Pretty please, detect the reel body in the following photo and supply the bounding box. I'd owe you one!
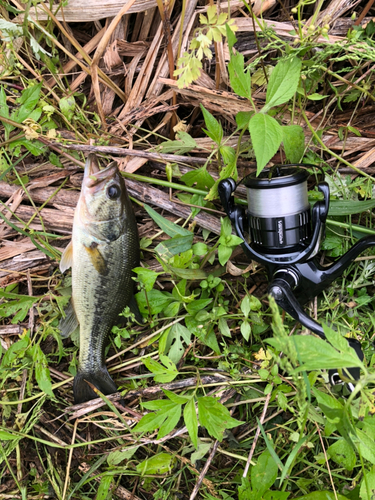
[219,165,370,386]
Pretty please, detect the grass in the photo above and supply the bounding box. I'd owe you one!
[1,1,375,499]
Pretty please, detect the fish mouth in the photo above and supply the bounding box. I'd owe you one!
[84,154,119,188]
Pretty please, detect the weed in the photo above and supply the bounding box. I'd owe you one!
[1,1,375,499]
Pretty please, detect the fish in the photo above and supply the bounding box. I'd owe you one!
[59,153,140,404]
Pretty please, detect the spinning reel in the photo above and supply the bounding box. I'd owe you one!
[218,165,372,389]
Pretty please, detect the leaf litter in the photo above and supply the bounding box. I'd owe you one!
[1,0,375,498]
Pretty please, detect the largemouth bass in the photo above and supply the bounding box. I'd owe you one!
[59,154,140,404]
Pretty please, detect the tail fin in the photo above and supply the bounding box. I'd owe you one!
[73,367,118,404]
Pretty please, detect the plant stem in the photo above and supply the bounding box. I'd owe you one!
[122,171,247,205]
[326,219,375,235]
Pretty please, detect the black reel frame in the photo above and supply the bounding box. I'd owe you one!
[218,167,371,387]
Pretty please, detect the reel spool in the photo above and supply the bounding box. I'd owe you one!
[244,166,311,251]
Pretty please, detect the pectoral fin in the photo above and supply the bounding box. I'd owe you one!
[60,241,73,273]
[84,243,108,275]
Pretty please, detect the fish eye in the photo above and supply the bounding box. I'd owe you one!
[106,184,121,200]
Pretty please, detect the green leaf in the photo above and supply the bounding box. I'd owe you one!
[241,295,251,318]
[220,216,232,238]
[225,22,237,51]
[293,494,347,500]
[168,266,208,280]
[185,298,212,315]
[218,317,231,337]
[280,436,308,484]
[180,166,215,190]
[133,267,161,292]
[290,335,363,372]
[49,152,63,168]
[155,234,194,259]
[59,95,75,121]
[306,93,329,101]
[1,335,29,367]
[240,321,251,341]
[135,289,174,315]
[228,52,251,100]
[139,401,181,439]
[191,440,212,464]
[347,125,361,136]
[0,87,13,139]
[158,404,182,438]
[95,475,113,500]
[184,398,198,448]
[218,234,244,248]
[238,477,255,500]
[136,453,173,475]
[0,293,38,324]
[251,449,278,496]
[264,492,290,500]
[218,245,233,266]
[249,114,283,175]
[356,429,375,465]
[220,145,236,169]
[32,345,54,398]
[197,396,242,441]
[322,324,354,354]
[236,111,253,129]
[0,429,16,440]
[249,295,262,311]
[192,242,209,256]
[264,58,301,111]
[328,199,375,216]
[107,447,138,465]
[282,125,305,163]
[143,203,192,237]
[313,389,356,444]
[360,467,375,500]
[15,82,42,108]
[162,388,188,404]
[327,438,356,471]
[167,323,191,364]
[158,131,198,154]
[133,409,169,434]
[185,315,220,354]
[143,355,178,383]
[256,417,284,469]
[9,138,46,157]
[200,104,223,144]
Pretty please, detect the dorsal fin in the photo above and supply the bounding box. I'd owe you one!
[60,241,73,273]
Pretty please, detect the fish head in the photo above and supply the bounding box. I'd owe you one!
[77,154,128,241]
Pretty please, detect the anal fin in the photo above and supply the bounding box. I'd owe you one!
[59,299,79,338]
